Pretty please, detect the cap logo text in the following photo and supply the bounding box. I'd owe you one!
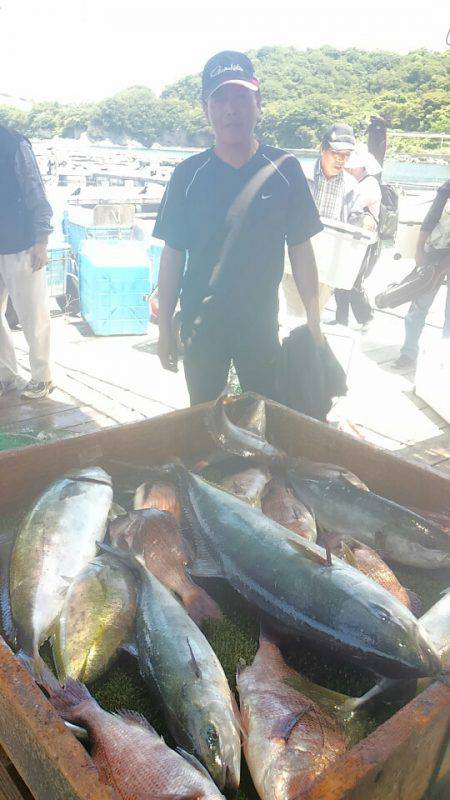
[210,63,245,78]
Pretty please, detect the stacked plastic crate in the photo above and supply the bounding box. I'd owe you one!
[79,240,151,335]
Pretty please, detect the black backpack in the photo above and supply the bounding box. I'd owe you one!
[378,183,399,240]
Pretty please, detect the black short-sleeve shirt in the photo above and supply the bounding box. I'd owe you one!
[421,179,450,234]
[153,144,322,330]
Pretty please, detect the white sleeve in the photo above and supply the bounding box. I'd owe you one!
[362,177,382,220]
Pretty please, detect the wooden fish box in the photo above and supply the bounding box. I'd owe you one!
[0,397,448,800]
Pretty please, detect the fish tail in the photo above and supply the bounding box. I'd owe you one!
[183,585,223,626]
[48,678,94,723]
[16,648,60,693]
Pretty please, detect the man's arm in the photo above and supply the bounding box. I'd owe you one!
[157,245,186,372]
[15,140,53,270]
[288,240,323,345]
[414,229,429,267]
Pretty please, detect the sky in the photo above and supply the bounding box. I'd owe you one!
[0,0,449,104]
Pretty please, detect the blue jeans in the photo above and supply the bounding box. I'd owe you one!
[401,279,450,360]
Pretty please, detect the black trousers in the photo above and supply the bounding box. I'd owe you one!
[182,319,280,406]
[334,240,381,325]
[334,287,373,325]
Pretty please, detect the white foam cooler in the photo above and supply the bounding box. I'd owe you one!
[311,218,376,290]
[394,219,422,260]
[415,338,450,424]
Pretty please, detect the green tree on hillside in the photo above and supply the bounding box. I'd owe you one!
[3,46,448,151]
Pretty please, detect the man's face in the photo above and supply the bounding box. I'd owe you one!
[320,146,352,178]
[205,84,260,146]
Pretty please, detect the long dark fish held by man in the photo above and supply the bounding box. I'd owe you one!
[162,463,441,680]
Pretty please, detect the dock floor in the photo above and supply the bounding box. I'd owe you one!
[1,247,448,475]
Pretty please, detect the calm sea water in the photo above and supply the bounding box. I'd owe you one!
[145,147,450,188]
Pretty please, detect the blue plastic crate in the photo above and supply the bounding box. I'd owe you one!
[67,220,133,258]
[148,239,164,291]
[79,240,151,336]
[46,243,70,297]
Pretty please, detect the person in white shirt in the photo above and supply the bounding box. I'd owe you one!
[330,145,382,330]
[347,146,382,223]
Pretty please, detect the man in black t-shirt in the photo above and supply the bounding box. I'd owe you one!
[154,50,323,405]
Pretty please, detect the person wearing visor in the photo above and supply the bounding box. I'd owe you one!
[154,50,323,405]
[331,144,383,329]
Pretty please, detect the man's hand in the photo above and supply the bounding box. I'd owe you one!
[415,250,426,268]
[308,321,326,348]
[29,242,48,272]
[158,327,178,372]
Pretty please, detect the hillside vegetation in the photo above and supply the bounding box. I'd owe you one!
[1,47,448,152]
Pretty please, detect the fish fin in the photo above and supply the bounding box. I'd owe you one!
[342,677,399,712]
[406,589,423,617]
[270,706,312,742]
[176,748,212,780]
[115,710,157,734]
[281,674,350,713]
[188,547,223,579]
[340,541,357,567]
[338,470,370,491]
[0,534,17,650]
[285,537,330,566]
[186,638,202,679]
[183,586,223,626]
[16,649,60,693]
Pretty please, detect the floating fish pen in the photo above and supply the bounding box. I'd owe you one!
[0,398,449,799]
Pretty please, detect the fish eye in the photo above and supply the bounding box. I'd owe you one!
[371,604,391,623]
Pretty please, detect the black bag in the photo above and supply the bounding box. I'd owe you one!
[276,326,347,422]
[378,184,399,240]
[375,262,449,310]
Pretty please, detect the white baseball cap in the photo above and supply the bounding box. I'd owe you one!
[346,144,382,175]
